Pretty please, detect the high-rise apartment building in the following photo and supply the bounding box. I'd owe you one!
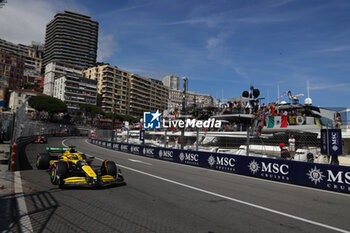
[44,61,97,112]
[84,65,169,117]
[43,11,98,69]
[53,74,97,112]
[162,75,180,90]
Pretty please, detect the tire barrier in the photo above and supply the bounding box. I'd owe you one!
[10,142,17,171]
[90,139,350,194]
[9,136,37,171]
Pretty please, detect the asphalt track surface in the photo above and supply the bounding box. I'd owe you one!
[13,137,350,233]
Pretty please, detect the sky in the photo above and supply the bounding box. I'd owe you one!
[0,0,350,108]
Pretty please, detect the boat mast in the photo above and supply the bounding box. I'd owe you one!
[277,84,280,104]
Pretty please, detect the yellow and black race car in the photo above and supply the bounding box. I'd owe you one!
[36,147,124,187]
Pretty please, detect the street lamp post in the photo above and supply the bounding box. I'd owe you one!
[111,98,117,142]
[181,77,188,149]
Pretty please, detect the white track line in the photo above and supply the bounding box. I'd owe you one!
[128,159,152,165]
[15,171,34,233]
[64,138,350,233]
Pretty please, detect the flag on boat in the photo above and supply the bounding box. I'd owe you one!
[289,116,296,125]
[315,118,321,129]
[267,116,289,128]
[281,116,288,128]
[274,116,281,127]
[268,116,274,128]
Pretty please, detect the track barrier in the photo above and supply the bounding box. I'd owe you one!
[90,139,350,194]
[10,142,17,171]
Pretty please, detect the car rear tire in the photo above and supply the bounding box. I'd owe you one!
[36,153,50,169]
[51,162,69,185]
[101,160,117,177]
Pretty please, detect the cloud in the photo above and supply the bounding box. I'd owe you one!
[97,33,119,61]
[205,31,249,79]
[311,45,350,53]
[266,0,295,8]
[309,83,349,90]
[97,2,152,18]
[165,17,220,27]
[0,0,89,44]
[232,66,248,79]
[206,32,232,51]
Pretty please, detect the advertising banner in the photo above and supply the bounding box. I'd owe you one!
[320,129,343,155]
[328,129,343,155]
[90,139,350,194]
[139,130,145,142]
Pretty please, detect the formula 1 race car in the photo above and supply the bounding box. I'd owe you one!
[36,147,124,187]
[33,135,47,144]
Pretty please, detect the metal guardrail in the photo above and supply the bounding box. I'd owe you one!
[90,138,350,195]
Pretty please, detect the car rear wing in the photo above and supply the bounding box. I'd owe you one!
[45,147,73,153]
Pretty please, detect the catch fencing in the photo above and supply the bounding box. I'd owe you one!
[6,101,80,171]
[0,112,12,142]
[10,102,78,142]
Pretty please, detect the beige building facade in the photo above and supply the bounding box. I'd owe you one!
[84,64,169,117]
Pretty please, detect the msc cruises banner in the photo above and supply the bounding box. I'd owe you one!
[90,139,350,194]
[321,129,343,155]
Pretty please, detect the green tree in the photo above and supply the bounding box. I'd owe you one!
[80,103,103,125]
[103,112,114,119]
[80,103,102,116]
[28,96,67,114]
[116,114,139,123]
[22,82,33,90]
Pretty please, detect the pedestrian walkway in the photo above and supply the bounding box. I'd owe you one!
[0,141,10,164]
[0,142,14,231]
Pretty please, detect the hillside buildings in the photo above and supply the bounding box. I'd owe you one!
[1,10,213,116]
[0,50,24,89]
[0,38,44,111]
[0,38,44,75]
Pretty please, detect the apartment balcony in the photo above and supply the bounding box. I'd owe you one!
[101,77,114,83]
